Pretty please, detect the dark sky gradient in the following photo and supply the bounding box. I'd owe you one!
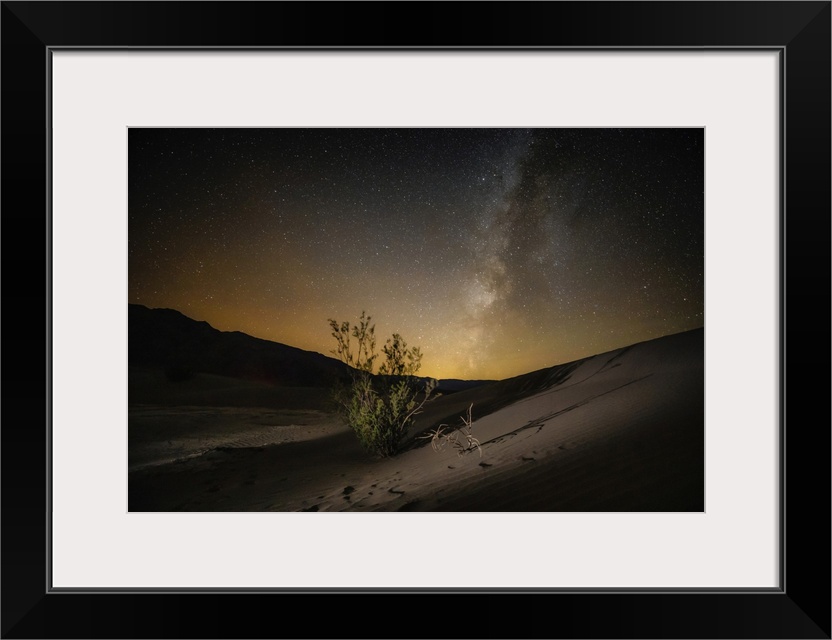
[129,128,703,380]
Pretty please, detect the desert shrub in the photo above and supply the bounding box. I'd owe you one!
[328,312,434,457]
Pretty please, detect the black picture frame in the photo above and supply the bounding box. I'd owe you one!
[2,2,829,638]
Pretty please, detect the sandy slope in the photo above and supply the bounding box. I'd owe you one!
[129,328,703,512]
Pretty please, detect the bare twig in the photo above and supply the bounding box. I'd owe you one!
[417,423,449,452]
[422,403,482,458]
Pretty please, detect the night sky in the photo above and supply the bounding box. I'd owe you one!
[129,128,703,380]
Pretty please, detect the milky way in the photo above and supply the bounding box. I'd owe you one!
[129,128,703,380]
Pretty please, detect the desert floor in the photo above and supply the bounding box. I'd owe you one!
[129,329,703,512]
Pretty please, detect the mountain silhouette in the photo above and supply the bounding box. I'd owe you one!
[129,304,352,387]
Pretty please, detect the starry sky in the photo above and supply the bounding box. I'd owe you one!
[129,128,703,381]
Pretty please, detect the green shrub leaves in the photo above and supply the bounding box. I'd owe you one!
[328,312,433,457]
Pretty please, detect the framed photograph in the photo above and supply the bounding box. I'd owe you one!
[3,2,829,638]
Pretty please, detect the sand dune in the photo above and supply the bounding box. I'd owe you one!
[129,328,703,512]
